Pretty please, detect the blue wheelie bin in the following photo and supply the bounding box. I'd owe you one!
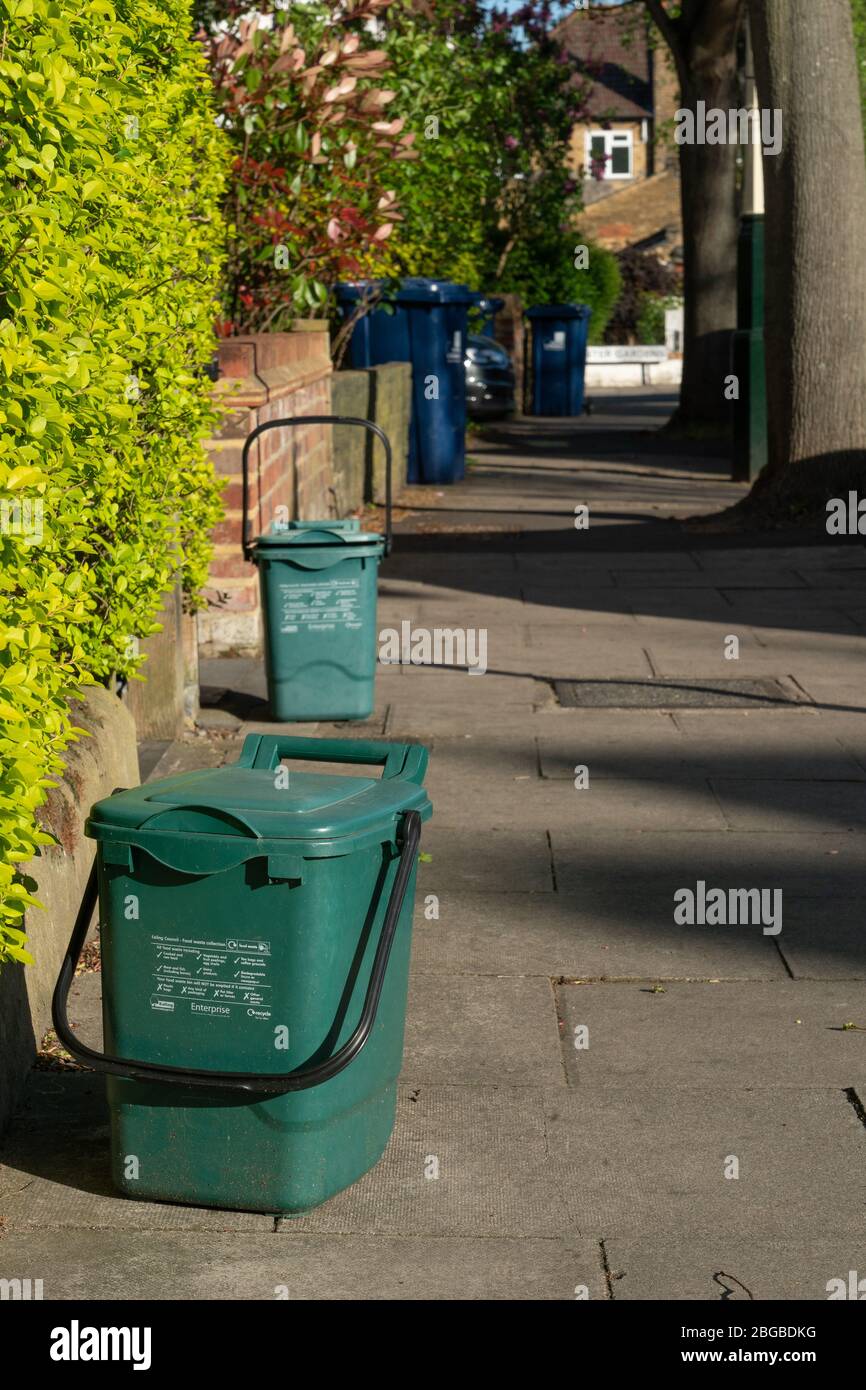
[469,293,505,338]
[526,304,592,416]
[336,278,473,485]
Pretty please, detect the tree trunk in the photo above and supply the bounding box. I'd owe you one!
[646,0,745,434]
[749,0,866,500]
[675,108,739,431]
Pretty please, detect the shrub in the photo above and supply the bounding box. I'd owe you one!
[604,247,681,345]
[382,0,586,294]
[499,237,623,343]
[0,0,227,966]
[636,293,680,345]
[201,0,409,334]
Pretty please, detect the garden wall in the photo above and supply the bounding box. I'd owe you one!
[199,325,335,657]
[124,581,196,739]
[0,688,139,1133]
[331,362,412,511]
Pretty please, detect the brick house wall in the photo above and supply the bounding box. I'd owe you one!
[568,116,651,196]
[557,3,683,254]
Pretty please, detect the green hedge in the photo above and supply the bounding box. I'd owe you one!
[0,0,227,965]
[499,236,623,344]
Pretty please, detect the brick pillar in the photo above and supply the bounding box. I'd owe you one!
[199,326,335,657]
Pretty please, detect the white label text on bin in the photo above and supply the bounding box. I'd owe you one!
[148,933,273,1020]
[278,576,362,634]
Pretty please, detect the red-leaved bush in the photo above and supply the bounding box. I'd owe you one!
[202,1,413,334]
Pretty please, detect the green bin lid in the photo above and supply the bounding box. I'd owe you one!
[254,519,383,549]
[87,735,431,874]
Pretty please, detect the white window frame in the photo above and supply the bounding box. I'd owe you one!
[586,128,634,180]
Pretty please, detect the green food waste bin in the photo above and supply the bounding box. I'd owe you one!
[242,414,393,722]
[52,734,431,1214]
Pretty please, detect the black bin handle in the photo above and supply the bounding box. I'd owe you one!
[51,810,421,1096]
[241,415,393,562]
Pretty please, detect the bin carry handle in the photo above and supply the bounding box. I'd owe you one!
[241,415,393,563]
[238,732,428,785]
[51,810,422,1096]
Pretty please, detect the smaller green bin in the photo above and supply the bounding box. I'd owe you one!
[52,734,431,1215]
[242,415,393,722]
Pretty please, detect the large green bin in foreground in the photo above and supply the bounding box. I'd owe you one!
[53,734,431,1214]
[242,415,393,722]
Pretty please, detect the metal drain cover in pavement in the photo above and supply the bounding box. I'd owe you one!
[553,677,803,710]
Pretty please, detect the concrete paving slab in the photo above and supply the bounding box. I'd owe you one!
[393,668,543,702]
[516,550,697,574]
[424,770,725,832]
[410,892,784,981]
[521,599,639,626]
[519,641,655,680]
[537,712,686,781]
[786,676,866,713]
[606,1238,866,1300]
[629,593,738,619]
[419,826,554,892]
[0,1230,602,1300]
[387,702,548,738]
[550,828,866,900]
[719,600,860,635]
[536,709,865,781]
[424,734,537,781]
[672,711,866,779]
[64,970,102,1047]
[422,776,543,829]
[545,1087,866,1236]
[644,644,806,679]
[403,975,564,1086]
[775,898,866,979]
[815,714,866,773]
[0,1073,272,1231]
[282,1085,563,1236]
[555,981,866,1088]
[148,737,226,780]
[749,627,866,656]
[710,778,866,832]
[613,569,788,590]
[560,778,725,831]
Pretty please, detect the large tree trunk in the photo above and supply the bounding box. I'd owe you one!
[674,5,743,432]
[647,0,744,434]
[749,0,866,500]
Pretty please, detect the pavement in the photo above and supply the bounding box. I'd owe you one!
[2,388,866,1301]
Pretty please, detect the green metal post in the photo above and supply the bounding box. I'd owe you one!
[732,21,768,483]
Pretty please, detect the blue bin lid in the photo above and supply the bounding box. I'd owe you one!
[398,277,473,304]
[470,293,505,311]
[526,304,592,320]
[334,279,386,305]
[336,278,473,306]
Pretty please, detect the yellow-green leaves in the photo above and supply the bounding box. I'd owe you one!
[0,0,228,966]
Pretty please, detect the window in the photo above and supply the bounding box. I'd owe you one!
[587,129,633,180]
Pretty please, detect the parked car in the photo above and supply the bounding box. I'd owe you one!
[464,333,515,420]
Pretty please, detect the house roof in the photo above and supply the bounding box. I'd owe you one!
[556,4,654,120]
[578,168,682,253]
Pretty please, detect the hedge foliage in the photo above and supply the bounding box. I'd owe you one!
[499,237,623,344]
[0,0,227,965]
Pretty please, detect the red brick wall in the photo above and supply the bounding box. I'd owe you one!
[199,326,334,656]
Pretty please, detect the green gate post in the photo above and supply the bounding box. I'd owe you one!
[732,24,768,483]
